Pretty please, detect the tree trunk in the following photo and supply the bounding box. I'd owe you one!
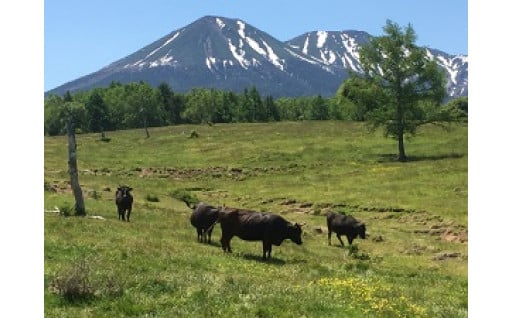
[144,116,150,138]
[67,120,86,216]
[396,99,407,162]
[398,127,406,162]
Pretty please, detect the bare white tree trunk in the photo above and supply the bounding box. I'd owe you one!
[67,120,85,216]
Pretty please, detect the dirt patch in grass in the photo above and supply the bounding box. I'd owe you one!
[396,212,468,243]
[81,165,307,181]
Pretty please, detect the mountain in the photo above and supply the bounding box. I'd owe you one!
[46,16,468,99]
[286,31,468,99]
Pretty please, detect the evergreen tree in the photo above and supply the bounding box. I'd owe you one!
[85,90,110,136]
[264,95,280,122]
[310,95,329,120]
[158,82,183,125]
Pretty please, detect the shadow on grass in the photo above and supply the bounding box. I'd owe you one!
[240,253,308,265]
[375,153,464,163]
[241,253,286,265]
[196,241,222,248]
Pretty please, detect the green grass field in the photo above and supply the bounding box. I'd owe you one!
[44,121,468,317]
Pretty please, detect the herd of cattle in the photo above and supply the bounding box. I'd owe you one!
[115,186,367,259]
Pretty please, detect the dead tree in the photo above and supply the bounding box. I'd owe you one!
[67,119,85,216]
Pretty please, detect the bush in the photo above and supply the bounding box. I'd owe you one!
[48,258,124,303]
[59,204,74,217]
[48,259,94,302]
[145,194,160,202]
[90,190,101,200]
[348,244,370,260]
[169,188,199,206]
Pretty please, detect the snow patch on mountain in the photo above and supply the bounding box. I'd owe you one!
[237,20,246,39]
[262,40,284,70]
[340,33,360,60]
[246,36,266,56]
[216,18,225,29]
[149,55,175,68]
[228,38,249,69]
[317,31,328,48]
[302,35,309,55]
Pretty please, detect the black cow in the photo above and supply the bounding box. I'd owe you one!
[218,207,303,259]
[186,202,220,244]
[326,211,366,246]
[115,186,133,222]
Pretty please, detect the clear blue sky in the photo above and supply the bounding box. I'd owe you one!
[44,0,468,91]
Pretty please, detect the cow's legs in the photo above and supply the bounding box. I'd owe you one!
[196,228,202,242]
[126,208,131,222]
[220,234,233,252]
[207,228,213,244]
[336,234,345,247]
[328,230,332,245]
[347,235,354,245]
[263,241,272,259]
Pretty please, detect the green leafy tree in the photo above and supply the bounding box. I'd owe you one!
[44,94,65,136]
[183,88,213,124]
[44,93,86,136]
[123,82,163,136]
[445,96,468,119]
[101,83,127,130]
[358,20,447,161]
[335,77,385,121]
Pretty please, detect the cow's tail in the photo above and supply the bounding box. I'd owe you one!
[205,208,224,233]
[205,219,219,234]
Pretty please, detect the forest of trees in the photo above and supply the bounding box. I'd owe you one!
[44,80,467,136]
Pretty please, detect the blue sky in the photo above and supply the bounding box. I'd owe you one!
[44,0,468,91]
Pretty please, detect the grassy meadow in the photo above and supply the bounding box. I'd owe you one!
[44,121,468,317]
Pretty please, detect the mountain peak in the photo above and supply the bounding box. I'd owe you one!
[46,16,468,99]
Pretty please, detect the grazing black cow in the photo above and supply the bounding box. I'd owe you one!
[218,207,303,259]
[186,202,220,244]
[115,186,133,222]
[326,211,366,246]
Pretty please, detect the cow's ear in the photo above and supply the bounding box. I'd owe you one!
[128,187,133,191]
[117,187,122,191]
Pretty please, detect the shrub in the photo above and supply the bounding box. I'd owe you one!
[145,194,160,202]
[59,204,74,217]
[348,244,371,260]
[90,190,101,200]
[169,188,199,206]
[48,259,94,302]
[48,258,124,303]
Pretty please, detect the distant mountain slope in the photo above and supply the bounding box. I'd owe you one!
[47,16,467,99]
[287,31,468,99]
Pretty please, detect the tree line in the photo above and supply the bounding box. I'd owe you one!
[44,80,467,136]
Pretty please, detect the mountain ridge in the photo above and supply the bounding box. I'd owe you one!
[46,15,468,99]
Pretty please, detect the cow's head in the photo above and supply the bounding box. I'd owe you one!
[356,222,366,239]
[289,223,304,245]
[117,186,133,198]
